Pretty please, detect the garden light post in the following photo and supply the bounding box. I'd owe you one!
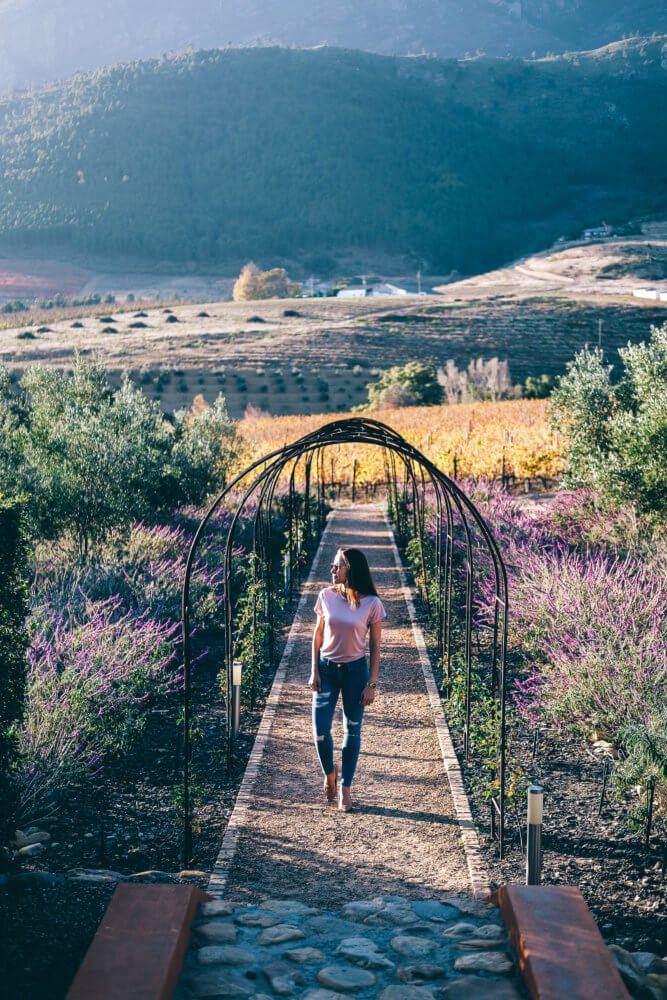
[232,659,242,742]
[526,784,544,885]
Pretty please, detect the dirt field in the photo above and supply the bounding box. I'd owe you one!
[1,238,665,419]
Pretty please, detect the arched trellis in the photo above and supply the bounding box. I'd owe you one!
[180,417,509,863]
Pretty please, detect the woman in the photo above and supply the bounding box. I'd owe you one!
[309,546,386,812]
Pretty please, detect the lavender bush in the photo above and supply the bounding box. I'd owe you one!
[18,490,298,817]
[406,481,666,828]
[33,519,231,631]
[20,594,181,815]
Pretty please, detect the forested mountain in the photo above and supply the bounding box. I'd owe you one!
[0,40,665,274]
[0,0,665,92]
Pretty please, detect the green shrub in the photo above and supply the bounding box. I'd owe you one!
[0,356,237,556]
[367,361,443,408]
[549,323,667,520]
[524,373,555,399]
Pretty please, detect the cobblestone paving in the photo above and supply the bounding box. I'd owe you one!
[175,895,526,999]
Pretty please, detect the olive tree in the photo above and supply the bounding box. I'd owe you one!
[549,323,667,520]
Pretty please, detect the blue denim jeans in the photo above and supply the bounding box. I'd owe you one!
[312,654,369,787]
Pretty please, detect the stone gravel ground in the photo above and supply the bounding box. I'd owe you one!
[220,507,472,906]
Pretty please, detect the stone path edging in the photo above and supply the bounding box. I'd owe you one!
[207,515,337,897]
[382,513,491,899]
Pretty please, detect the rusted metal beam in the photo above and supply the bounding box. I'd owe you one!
[490,885,631,1000]
[66,884,211,1000]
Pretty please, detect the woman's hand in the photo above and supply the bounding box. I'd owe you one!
[308,670,321,692]
[360,684,376,706]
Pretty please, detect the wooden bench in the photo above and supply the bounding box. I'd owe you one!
[66,883,211,1000]
[491,884,631,1000]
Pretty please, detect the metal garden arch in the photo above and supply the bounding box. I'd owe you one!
[180,417,509,863]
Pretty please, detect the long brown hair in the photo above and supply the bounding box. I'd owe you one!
[335,547,379,609]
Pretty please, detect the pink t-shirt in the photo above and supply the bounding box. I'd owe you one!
[314,587,386,663]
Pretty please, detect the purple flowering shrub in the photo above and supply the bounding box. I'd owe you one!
[467,484,666,821]
[33,519,232,631]
[19,494,294,815]
[412,482,666,823]
[20,593,181,815]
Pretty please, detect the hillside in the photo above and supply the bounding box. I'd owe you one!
[0,1,665,92]
[0,41,665,277]
[2,287,664,419]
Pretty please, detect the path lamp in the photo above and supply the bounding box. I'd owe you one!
[232,659,242,742]
[526,785,544,885]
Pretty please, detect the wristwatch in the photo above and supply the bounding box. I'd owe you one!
[368,681,377,689]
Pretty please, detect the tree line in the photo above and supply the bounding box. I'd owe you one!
[0,43,665,273]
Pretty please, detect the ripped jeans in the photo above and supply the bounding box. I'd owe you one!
[312,655,369,787]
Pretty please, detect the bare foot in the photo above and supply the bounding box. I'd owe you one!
[339,786,353,812]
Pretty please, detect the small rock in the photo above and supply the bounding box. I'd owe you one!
[303,915,360,939]
[283,947,326,963]
[261,898,319,916]
[179,869,208,880]
[235,910,281,928]
[201,900,236,917]
[302,991,351,1000]
[197,945,255,965]
[441,921,479,938]
[391,936,438,959]
[197,921,238,944]
[317,964,377,991]
[633,952,663,974]
[473,923,505,939]
[335,936,395,969]
[66,868,125,883]
[18,843,45,857]
[126,870,177,883]
[341,900,385,921]
[256,923,305,945]
[609,944,646,992]
[646,973,667,1000]
[411,901,459,923]
[187,969,254,997]
[262,959,304,996]
[13,830,30,848]
[378,987,435,1000]
[453,951,513,974]
[16,830,50,847]
[453,938,508,951]
[396,964,446,983]
[443,896,494,919]
[364,902,416,927]
[441,976,522,999]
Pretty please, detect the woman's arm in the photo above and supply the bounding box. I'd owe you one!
[361,620,382,705]
[309,616,325,690]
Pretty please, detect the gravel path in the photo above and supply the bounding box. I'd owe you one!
[221,505,471,907]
